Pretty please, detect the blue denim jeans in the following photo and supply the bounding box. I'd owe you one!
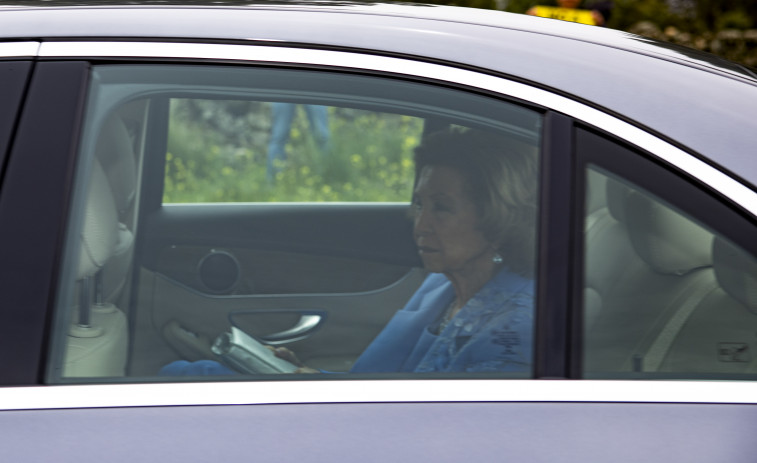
[267,103,330,180]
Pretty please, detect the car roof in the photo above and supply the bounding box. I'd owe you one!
[2,0,757,187]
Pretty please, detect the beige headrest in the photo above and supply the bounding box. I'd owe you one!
[625,191,712,275]
[605,177,632,224]
[78,160,119,279]
[714,237,757,314]
[585,170,607,217]
[95,115,136,215]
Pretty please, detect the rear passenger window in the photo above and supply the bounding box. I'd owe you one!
[165,100,422,202]
[47,64,542,382]
[580,130,757,379]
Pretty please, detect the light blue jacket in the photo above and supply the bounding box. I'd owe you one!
[351,268,533,373]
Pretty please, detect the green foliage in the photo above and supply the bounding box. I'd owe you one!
[716,9,753,30]
[164,103,422,203]
[503,0,535,13]
[441,0,757,33]
[605,0,755,33]
[694,0,756,31]
[604,0,675,31]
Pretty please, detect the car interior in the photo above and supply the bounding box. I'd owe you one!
[47,64,543,382]
[583,167,757,377]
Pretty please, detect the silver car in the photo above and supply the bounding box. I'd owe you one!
[1,1,757,461]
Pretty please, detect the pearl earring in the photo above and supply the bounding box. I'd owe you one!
[492,252,503,264]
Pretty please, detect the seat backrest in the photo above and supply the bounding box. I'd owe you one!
[94,113,138,305]
[77,159,119,280]
[583,176,643,332]
[651,237,757,375]
[96,114,137,219]
[584,174,717,375]
[64,157,129,378]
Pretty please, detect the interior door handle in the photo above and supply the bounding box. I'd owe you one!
[260,314,323,345]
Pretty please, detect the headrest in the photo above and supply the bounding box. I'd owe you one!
[78,160,119,279]
[605,177,632,224]
[625,191,712,275]
[95,115,136,216]
[585,170,607,217]
[713,237,757,314]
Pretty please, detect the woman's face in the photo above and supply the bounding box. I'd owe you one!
[412,165,495,277]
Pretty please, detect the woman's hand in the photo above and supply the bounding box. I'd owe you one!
[268,346,320,374]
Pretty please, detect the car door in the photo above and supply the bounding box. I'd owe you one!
[6,40,756,387]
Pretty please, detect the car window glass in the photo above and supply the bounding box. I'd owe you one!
[165,99,423,202]
[47,64,542,383]
[582,164,757,380]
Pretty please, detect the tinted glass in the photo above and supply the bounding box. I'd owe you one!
[582,163,757,380]
[48,64,542,382]
[165,99,421,202]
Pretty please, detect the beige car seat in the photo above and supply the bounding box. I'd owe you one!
[650,237,757,375]
[583,175,717,375]
[64,158,129,377]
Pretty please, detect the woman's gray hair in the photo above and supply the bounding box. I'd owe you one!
[413,127,538,276]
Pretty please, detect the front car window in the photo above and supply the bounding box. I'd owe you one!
[47,64,543,383]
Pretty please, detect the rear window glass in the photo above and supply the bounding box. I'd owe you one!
[47,64,542,383]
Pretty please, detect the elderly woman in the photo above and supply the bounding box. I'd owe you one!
[162,128,537,375]
[349,128,537,373]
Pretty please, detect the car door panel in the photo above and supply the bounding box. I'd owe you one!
[142,203,420,290]
[130,202,425,374]
[131,268,425,374]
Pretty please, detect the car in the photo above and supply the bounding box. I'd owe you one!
[1,0,757,460]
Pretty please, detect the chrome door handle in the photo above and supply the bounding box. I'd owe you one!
[260,314,323,345]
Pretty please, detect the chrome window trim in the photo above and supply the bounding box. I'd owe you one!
[39,41,757,217]
[2,380,757,411]
[0,41,39,57]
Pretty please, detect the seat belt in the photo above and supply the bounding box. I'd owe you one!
[642,272,720,372]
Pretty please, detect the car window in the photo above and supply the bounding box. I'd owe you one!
[165,99,421,202]
[47,64,542,382]
[580,129,757,380]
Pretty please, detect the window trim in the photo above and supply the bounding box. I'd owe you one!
[0,60,91,385]
[36,41,757,221]
[3,379,757,411]
[535,112,575,378]
[0,60,34,186]
[0,41,39,58]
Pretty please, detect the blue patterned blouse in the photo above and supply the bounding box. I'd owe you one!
[350,267,534,373]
